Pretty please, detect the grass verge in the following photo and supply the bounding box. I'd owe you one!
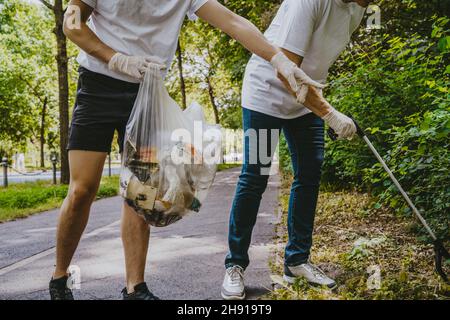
[0,176,119,223]
[218,163,241,171]
[268,175,449,300]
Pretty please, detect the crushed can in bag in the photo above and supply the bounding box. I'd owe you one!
[120,64,221,227]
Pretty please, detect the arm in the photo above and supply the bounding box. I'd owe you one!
[195,0,279,62]
[197,1,354,138]
[64,0,161,80]
[63,0,115,63]
[196,0,324,101]
[279,48,357,139]
[277,49,332,118]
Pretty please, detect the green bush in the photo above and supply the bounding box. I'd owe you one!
[366,108,450,238]
[278,133,292,176]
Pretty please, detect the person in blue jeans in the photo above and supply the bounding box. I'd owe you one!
[227,109,325,268]
[222,0,374,300]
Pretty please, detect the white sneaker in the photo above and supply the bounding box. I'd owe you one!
[221,266,246,300]
[284,263,336,288]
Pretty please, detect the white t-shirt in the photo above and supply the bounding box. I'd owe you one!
[242,0,366,119]
[77,0,209,83]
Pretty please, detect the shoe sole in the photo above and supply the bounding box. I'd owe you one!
[283,274,337,289]
[221,290,246,301]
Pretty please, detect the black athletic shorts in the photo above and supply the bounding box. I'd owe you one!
[67,66,140,153]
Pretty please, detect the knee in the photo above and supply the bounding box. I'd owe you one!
[68,184,97,207]
[294,155,324,187]
[310,153,324,172]
[238,168,270,194]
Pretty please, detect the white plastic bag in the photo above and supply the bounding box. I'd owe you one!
[120,64,221,227]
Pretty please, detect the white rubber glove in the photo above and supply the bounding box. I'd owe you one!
[322,108,357,140]
[108,53,165,81]
[270,51,325,104]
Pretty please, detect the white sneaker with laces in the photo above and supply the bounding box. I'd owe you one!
[284,263,336,288]
[221,266,245,300]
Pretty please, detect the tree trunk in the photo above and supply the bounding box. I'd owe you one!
[40,97,48,169]
[206,76,220,125]
[176,40,187,109]
[204,46,220,124]
[53,0,70,184]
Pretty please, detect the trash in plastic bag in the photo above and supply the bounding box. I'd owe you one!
[120,64,221,227]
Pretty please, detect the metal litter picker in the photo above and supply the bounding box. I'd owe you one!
[328,117,449,283]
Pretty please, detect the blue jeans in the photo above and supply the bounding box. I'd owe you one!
[225,108,324,269]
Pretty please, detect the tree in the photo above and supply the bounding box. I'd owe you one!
[19,77,51,168]
[40,97,48,168]
[0,0,58,165]
[39,0,70,183]
[176,39,187,110]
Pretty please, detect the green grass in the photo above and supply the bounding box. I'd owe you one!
[0,176,119,223]
[268,174,450,300]
[217,163,241,171]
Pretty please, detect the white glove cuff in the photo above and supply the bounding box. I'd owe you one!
[270,51,294,69]
[297,85,310,104]
[108,52,121,71]
[321,108,336,121]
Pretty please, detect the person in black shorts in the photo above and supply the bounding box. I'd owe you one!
[49,0,323,300]
[69,67,140,154]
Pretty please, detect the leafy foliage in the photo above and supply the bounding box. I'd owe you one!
[0,0,80,161]
[0,0,57,152]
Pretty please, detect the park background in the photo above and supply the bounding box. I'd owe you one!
[0,0,449,299]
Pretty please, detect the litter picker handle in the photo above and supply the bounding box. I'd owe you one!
[327,115,365,141]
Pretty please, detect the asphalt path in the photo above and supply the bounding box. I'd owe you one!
[0,167,280,300]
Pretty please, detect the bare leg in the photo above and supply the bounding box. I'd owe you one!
[53,150,107,279]
[121,201,150,293]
